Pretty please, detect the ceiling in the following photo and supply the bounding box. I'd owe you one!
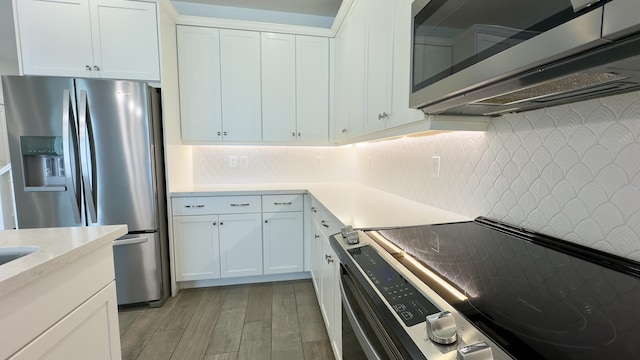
[172,0,343,17]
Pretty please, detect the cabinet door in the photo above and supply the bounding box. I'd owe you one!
[334,25,351,140]
[320,236,337,345]
[220,29,262,142]
[9,282,121,360]
[177,26,223,142]
[348,0,366,137]
[261,33,296,143]
[296,36,330,144]
[16,0,94,77]
[263,211,303,275]
[364,0,394,132]
[219,213,263,278]
[173,215,221,281]
[89,0,160,81]
[310,220,323,296]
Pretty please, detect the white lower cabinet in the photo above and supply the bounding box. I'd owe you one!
[263,211,304,274]
[309,197,343,359]
[9,282,121,360]
[219,213,263,278]
[172,215,221,281]
[172,194,305,284]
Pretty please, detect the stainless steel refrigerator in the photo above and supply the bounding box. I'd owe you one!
[1,75,169,306]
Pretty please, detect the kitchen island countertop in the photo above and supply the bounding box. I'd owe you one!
[171,182,470,228]
[0,225,128,298]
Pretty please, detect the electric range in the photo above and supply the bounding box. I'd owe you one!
[331,217,640,359]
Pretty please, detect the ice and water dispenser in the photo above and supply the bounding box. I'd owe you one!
[20,136,66,191]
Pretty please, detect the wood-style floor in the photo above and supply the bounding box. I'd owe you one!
[118,279,335,360]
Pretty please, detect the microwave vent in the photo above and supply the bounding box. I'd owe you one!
[473,72,627,106]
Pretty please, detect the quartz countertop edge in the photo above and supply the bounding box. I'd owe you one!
[0,225,128,298]
[171,182,471,228]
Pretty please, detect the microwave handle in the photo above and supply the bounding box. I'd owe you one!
[339,275,384,360]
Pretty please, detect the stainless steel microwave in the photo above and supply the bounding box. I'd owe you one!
[410,0,640,116]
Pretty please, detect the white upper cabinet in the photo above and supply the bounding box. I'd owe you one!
[348,0,366,138]
[296,36,330,144]
[16,0,160,81]
[262,33,297,142]
[363,0,394,132]
[178,26,329,145]
[219,29,262,142]
[177,26,223,142]
[262,34,329,144]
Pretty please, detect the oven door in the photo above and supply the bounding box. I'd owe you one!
[339,264,404,360]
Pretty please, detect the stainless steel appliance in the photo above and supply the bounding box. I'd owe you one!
[1,75,169,306]
[410,0,640,116]
[331,218,640,359]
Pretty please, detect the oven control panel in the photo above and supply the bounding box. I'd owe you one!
[348,245,440,327]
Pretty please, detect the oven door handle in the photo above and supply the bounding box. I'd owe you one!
[340,277,384,360]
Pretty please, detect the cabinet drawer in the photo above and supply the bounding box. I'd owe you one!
[317,209,342,238]
[172,196,261,215]
[263,194,304,212]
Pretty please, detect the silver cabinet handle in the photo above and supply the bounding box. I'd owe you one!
[297,132,301,137]
[341,128,347,133]
[230,203,250,207]
[311,207,317,213]
[326,255,334,264]
[185,204,205,208]
[85,65,92,71]
[314,234,320,239]
[321,220,329,228]
[217,131,221,136]
[223,131,228,136]
[274,202,293,206]
[93,65,100,71]
[292,132,296,137]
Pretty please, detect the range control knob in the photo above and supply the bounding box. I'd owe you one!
[457,342,493,360]
[426,311,457,345]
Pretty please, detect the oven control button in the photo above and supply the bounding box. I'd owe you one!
[426,311,457,345]
[457,342,493,360]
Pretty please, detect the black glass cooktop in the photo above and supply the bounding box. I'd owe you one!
[347,245,440,327]
[367,217,640,360]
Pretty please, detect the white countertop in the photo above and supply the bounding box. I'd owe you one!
[172,182,471,228]
[0,225,128,298]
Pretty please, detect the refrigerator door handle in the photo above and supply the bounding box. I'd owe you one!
[62,89,82,223]
[78,90,98,223]
[113,237,149,246]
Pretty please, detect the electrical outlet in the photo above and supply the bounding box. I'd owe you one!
[228,155,237,168]
[431,156,440,177]
[239,156,248,168]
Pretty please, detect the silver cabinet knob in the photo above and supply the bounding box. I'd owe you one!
[457,342,493,360]
[426,311,457,345]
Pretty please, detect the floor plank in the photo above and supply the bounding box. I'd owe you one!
[272,282,304,359]
[294,281,329,343]
[120,293,180,360]
[237,320,271,360]
[206,285,250,355]
[136,329,183,360]
[118,309,143,337]
[171,287,227,359]
[303,340,335,360]
[204,353,238,360]
[156,288,206,331]
[244,283,273,323]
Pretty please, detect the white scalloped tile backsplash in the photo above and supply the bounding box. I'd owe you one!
[355,92,640,261]
[193,91,640,261]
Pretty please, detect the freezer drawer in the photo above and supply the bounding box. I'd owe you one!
[113,232,162,305]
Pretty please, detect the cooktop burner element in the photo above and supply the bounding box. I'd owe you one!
[367,218,640,360]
